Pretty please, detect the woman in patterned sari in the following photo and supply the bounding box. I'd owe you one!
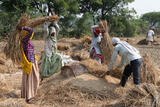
[20,26,39,103]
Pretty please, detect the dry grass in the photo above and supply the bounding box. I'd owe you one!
[57,43,70,51]
[26,15,58,28]
[71,50,90,61]
[35,82,110,106]
[140,54,159,85]
[122,83,160,107]
[80,59,108,77]
[99,20,120,65]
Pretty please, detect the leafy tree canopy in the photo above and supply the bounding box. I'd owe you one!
[141,12,160,27]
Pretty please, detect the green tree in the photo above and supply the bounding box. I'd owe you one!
[0,0,38,36]
[141,12,160,27]
[78,0,134,19]
[78,0,137,37]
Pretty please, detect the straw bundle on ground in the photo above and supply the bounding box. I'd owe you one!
[140,54,159,84]
[80,36,91,50]
[137,39,147,45]
[71,49,90,61]
[99,20,120,66]
[4,13,58,64]
[0,57,5,65]
[57,43,70,51]
[80,59,108,77]
[121,83,160,107]
[137,39,160,45]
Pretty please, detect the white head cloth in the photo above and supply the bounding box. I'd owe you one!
[112,37,120,45]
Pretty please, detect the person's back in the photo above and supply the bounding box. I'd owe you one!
[115,43,141,63]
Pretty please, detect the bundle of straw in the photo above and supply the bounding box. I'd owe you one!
[80,59,108,77]
[140,54,159,84]
[99,20,120,66]
[4,13,59,64]
[26,15,59,28]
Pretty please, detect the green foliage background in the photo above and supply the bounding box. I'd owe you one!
[0,0,159,38]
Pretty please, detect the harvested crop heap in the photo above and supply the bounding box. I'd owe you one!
[99,20,120,65]
[57,36,91,61]
[80,59,108,77]
[140,54,159,85]
[137,39,160,45]
[121,83,160,107]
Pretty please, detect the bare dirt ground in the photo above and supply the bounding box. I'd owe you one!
[0,36,160,107]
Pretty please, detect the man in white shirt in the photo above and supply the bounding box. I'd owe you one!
[146,28,155,45]
[108,37,142,87]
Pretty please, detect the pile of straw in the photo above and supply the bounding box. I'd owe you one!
[140,54,159,84]
[137,39,160,45]
[71,49,89,61]
[80,59,108,77]
[4,13,58,64]
[99,20,120,66]
[137,39,147,45]
[57,43,70,51]
[35,82,109,106]
[0,57,5,65]
[80,36,91,50]
[122,83,160,107]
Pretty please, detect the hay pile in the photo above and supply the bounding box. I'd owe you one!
[140,54,159,84]
[99,20,120,65]
[137,39,147,45]
[70,36,91,61]
[121,83,160,107]
[80,36,91,50]
[80,59,108,77]
[35,82,109,106]
[71,49,90,61]
[4,13,58,64]
[57,36,91,61]
[137,39,160,45]
[57,43,70,51]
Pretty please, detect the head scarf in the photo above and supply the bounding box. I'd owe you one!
[94,27,101,37]
[151,27,155,31]
[112,37,120,45]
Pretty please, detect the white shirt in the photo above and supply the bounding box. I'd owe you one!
[146,30,155,41]
[108,44,142,71]
[90,25,102,54]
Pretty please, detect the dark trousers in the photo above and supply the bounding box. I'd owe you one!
[120,58,142,87]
